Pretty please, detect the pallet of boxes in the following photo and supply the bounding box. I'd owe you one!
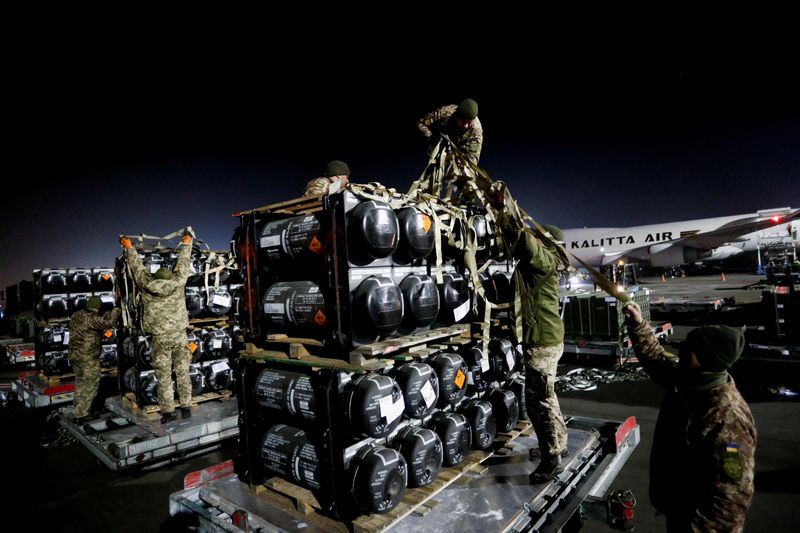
[11,267,117,408]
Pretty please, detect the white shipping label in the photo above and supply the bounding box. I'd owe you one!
[453,299,470,322]
[63,332,70,345]
[100,294,114,303]
[211,362,229,374]
[212,294,231,307]
[212,339,223,349]
[149,265,160,274]
[506,351,516,371]
[467,371,474,385]
[53,335,62,343]
[480,357,490,372]
[260,235,281,248]
[264,303,285,314]
[378,394,405,424]
[420,381,436,408]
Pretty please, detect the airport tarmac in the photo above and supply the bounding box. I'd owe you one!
[1,273,798,532]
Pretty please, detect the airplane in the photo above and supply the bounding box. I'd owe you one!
[561,207,800,268]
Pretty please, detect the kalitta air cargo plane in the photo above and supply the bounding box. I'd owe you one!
[561,207,800,268]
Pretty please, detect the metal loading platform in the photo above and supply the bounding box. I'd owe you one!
[12,371,75,408]
[56,394,239,470]
[168,416,640,532]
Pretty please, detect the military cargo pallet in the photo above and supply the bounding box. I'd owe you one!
[246,421,533,533]
[122,390,233,417]
[56,396,239,470]
[169,416,642,532]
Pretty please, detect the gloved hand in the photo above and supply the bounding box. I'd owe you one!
[120,237,132,250]
[182,234,193,244]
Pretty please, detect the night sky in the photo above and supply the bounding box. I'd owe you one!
[3,37,799,295]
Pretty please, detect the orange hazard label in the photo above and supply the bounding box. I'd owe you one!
[421,214,432,233]
[102,274,111,280]
[188,341,198,353]
[103,329,113,338]
[313,309,328,326]
[308,236,323,254]
[454,369,466,389]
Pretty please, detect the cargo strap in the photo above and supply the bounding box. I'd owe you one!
[441,136,629,304]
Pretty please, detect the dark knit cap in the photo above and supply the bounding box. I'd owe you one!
[684,325,745,372]
[542,224,564,242]
[324,160,350,177]
[456,99,478,120]
[85,296,102,312]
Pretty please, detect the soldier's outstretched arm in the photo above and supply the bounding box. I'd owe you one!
[623,303,679,388]
[121,238,152,290]
[173,234,193,284]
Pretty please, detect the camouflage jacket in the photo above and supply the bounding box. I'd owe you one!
[629,320,756,532]
[417,104,483,164]
[497,212,565,347]
[303,175,349,197]
[67,308,121,361]
[125,242,192,335]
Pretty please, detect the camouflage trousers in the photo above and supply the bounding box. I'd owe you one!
[70,352,101,418]
[151,331,192,413]
[525,344,567,461]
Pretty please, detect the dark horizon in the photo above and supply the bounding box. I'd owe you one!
[3,57,799,294]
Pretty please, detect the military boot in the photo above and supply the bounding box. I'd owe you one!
[180,407,192,419]
[161,410,179,424]
[529,455,562,484]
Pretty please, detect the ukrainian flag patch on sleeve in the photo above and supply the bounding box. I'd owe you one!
[720,442,743,482]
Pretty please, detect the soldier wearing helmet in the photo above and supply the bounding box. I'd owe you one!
[68,295,121,424]
[120,231,195,423]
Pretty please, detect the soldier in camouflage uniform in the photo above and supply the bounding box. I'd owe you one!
[491,193,569,483]
[120,232,194,423]
[417,98,483,165]
[623,302,756,532]
[68,296,121,423]
[303,160,351,196]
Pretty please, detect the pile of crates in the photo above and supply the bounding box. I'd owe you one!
[561,288,651,341]
[33,267,117,376]
[231,188,534,518]
[116,240,240,407]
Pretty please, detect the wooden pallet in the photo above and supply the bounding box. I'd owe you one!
[242,340,388,373]
[122,389,233,416]
[257,420,533,533]
[43,366,117,384]
[188,317,234,328]
[349,324,471,365]
[236,193,325,216]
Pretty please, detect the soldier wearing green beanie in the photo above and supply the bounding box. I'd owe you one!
[623,303,756,532]
[304,160,351,197]
[68,295,121,424]
[417,98,483,165]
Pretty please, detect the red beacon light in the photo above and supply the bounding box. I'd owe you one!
[771,215,782,223]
